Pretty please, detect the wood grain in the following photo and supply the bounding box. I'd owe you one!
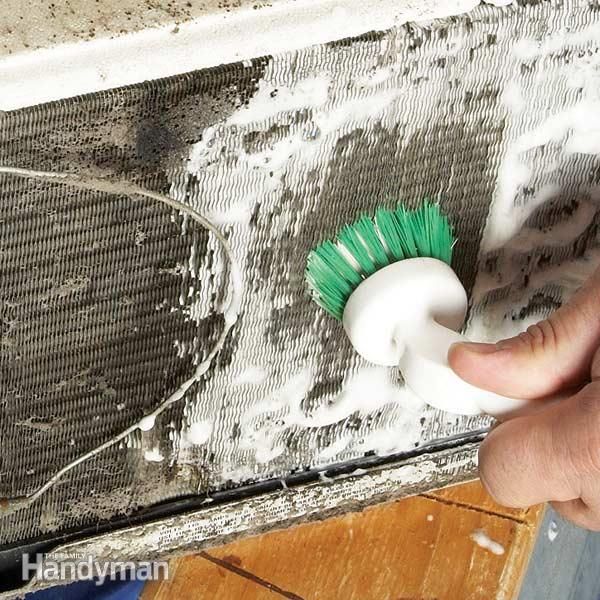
[142,481,544,600]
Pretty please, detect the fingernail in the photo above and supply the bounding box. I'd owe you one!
[457,341,502,354]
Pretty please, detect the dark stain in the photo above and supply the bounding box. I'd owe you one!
[230,422,241,441]
[249,202,261,228]
[305,377,345,404]
[326,29,387,50]
[589,164,600,185]
[344,414,363,431]
[216,314,241,369]
[520,60,538,76]
[463,85,501,110]
[0,55,273,539]
[221,554,243,567]
[199,552,305,600]
[136,123,180,166]
[243,124,292,154]
[516,292,562,321]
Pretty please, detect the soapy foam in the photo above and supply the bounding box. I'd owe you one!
[233,366,269,386]
[470,529,505,555]
[186,421,214,446]
[144,447,165,463]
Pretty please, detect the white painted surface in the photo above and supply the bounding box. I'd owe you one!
[0,0,484,110]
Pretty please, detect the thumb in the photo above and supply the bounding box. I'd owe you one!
[448,267,600,399]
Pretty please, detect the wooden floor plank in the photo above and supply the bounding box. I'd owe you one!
[142,481,544,600]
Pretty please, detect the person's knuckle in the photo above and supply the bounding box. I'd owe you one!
[479,434,522,507]
[524,319,560,354]
[573,390,600,475]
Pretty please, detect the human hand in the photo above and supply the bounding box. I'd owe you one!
[448,266,600,530]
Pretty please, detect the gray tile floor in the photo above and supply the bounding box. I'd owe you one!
[519,508,600,600]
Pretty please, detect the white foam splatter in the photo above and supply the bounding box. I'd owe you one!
[484,99,600,252]
[502,82,525,114]
[301,367,402,427]
[220,463,257,483]
[207,196,256,226]
[316,437,352,463]
[357,66,394,88]
[185,420,213,445]
[233,365,269,385]
[513,22,600,61]
[228,76,331,126]
[144,447,164,463]
[470,529,505,555]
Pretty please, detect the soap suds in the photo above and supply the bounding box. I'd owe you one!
[241,366,425,464]
[316,437,352,463]
[513,22,600,61]
[144,447,164,463]
[233,365,268,386]
[221,463,258,483]
[297,367,417,428]
[470,529,505,555]
[207,197,256,227]
[501,82,525,114]
[186,421,213,445]
[484,19,600,253]
[227,76,330,126]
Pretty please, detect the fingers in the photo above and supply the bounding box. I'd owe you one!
[449,266,600,398]
[478,382,600,509]
[550,461,600,531]
[551,499,600,532]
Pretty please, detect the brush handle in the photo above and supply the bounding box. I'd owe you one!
[342,258,531,418]
[397,320,528,417]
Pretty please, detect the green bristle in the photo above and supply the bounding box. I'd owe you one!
[352,216,389,271]
[411,202,453,264]
[393,205,419,258]
[337,220,375,276]
[374,208,405,261]
[305,200,454,320]
[411,203,433,257]
[305,240,362,319]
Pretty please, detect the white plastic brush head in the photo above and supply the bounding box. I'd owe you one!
[342,258,529,417]
[342,258,467,367]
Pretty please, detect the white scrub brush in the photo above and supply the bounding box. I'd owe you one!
[305,201,529,418]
